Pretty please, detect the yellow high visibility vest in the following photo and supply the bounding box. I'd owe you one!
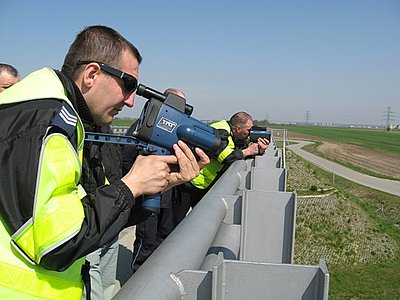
[191,120,235,189]
[0,68,86,299]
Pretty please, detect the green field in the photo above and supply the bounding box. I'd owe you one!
[271,125,400,155]
[111,117,136,126]
[113,121,400,156]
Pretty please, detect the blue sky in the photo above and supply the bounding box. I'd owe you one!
[1,0,399,125]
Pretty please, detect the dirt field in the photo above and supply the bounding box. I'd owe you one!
[287,131,400,180]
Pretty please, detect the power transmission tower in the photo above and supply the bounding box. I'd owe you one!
[305,110,312,125]
[383,106,395,130]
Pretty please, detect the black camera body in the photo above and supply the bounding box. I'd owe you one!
[249,126,271,143]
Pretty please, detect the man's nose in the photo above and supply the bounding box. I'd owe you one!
[124,93,135,108]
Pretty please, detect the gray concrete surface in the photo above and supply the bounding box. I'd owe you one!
[288,140,400,196]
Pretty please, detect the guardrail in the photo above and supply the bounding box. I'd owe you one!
[113,135,329,299]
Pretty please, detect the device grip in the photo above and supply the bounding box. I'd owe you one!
[142,194,161,214]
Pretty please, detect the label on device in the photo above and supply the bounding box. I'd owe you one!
[157,117,177,133]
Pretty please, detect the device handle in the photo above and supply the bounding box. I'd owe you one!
[142,194,161,214]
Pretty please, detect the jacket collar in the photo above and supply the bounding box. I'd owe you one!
[55,70,94,125]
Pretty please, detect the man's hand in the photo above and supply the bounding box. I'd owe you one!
[242,143,259,157]
[166,140,210,190]
[257,138,270,154]
[121,155,176,197]
[121,140,210,197]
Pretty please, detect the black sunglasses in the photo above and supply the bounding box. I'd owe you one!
[77,61,138,94]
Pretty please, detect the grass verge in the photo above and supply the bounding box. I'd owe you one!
[288,150,400,299]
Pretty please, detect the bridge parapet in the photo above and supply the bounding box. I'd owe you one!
[113,137,329,300]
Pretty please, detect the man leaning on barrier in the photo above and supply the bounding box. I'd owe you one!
[0,25,209,299]
[173,111,269,226]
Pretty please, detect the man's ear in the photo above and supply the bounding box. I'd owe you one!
[82,63,101,88]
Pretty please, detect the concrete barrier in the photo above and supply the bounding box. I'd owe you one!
[113,138,329,299]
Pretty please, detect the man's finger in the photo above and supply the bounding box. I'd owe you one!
[176,140,196,161]
[158,155,178,165]
[195,148,210,169]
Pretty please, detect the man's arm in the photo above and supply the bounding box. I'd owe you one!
[42,140,206,271]
[40,180,135,271]
[12,132,136,272]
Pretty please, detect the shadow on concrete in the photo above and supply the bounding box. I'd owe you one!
[116,244,134,286]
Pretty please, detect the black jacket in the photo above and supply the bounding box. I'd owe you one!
[0,70,136,271]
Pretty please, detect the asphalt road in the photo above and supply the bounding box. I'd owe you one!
[287,140,400,197]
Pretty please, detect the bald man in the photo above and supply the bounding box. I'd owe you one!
[0,63,19,93]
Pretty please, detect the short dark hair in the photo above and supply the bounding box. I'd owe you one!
[229,111,253,127]
[0,63,19,77]
[61,25,142,80]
